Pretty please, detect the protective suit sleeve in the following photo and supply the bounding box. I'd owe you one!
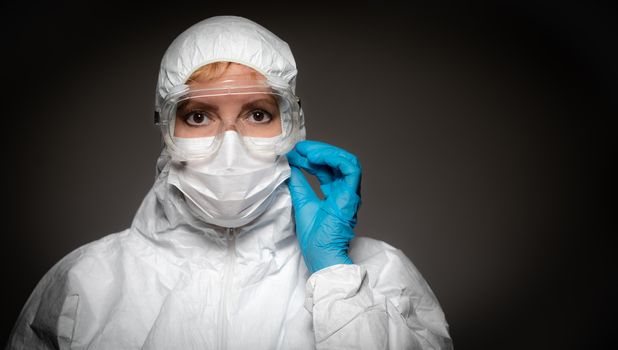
[303,237,453,350]
[6,248,84,350]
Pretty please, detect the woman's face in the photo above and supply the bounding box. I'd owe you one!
[173,63,282,138]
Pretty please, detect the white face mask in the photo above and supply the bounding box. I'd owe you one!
[167,131,291,228]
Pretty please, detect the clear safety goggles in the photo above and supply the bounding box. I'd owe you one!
[155,75,302,160]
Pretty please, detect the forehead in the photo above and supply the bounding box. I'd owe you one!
[182,63,277,107]
[181,93,278,107]
[221,63,263,77]
[189,63,265,86]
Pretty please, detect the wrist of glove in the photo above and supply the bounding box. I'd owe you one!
[301,205,358,273]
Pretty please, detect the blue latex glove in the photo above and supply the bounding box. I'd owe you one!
[286,141,362,274]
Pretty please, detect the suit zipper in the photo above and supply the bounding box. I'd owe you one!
[217,227,236,350]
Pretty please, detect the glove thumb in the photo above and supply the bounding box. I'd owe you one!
[287,166,318,207]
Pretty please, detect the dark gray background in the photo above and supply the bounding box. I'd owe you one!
[2,0,615,349]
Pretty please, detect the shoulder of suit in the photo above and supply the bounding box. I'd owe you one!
[38,229,138,290]
[347,236,431,290]
[349,236,403,263]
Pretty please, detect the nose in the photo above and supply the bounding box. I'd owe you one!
[222,121,240,132]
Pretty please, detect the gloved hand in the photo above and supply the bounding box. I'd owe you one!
[286,140,362,274]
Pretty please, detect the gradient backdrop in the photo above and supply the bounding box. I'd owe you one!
[2,1,616,349]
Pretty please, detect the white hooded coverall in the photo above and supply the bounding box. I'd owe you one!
[6,16,453,350]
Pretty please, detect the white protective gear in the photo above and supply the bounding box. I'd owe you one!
[168,131,291,228]
[6,15,453,349]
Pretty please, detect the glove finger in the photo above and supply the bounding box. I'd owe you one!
[287,166,318,206]
[287,148,335,185]
[327,183,361,222]
[319,183,333,197]
[305,148,361,191]
[286,148,311,169]
[306,164,335,186]
[295,141,360,167]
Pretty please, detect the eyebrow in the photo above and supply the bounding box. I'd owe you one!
[244,97,278,109]
[179,97,277,111]
[179,100,218,112]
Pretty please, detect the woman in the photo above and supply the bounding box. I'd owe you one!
[6,15,452,349]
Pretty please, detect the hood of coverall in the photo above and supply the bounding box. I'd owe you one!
[155,15,302,114]
[131,15,306,265]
